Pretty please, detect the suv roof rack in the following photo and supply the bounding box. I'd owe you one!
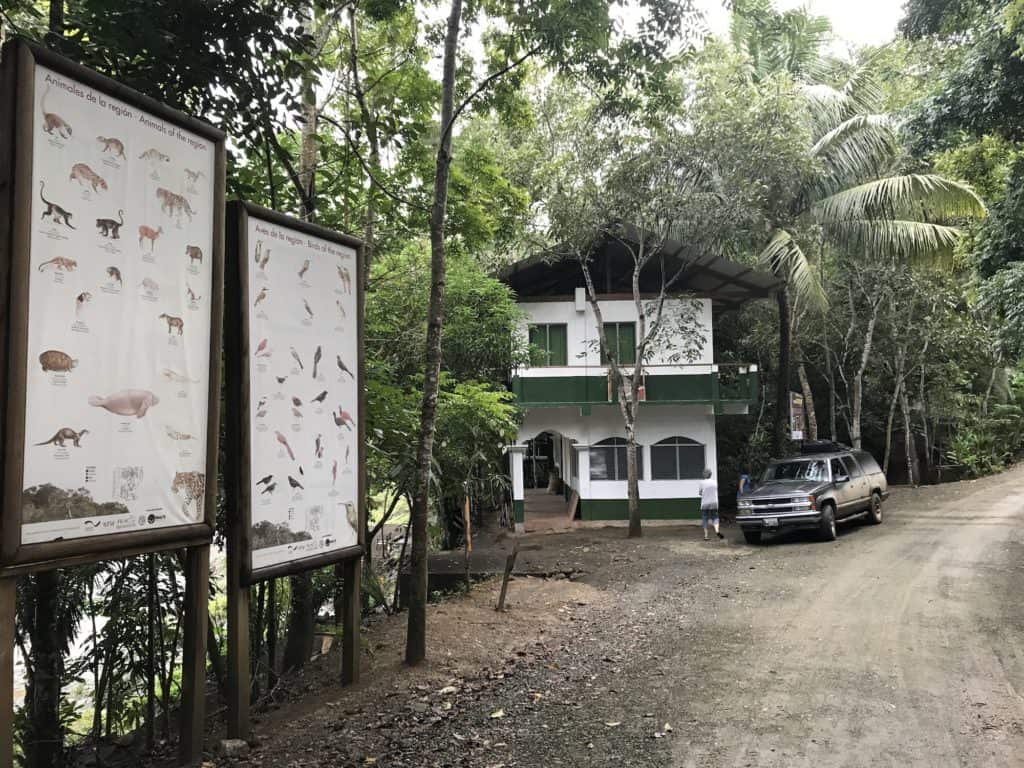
[798,440,850,455]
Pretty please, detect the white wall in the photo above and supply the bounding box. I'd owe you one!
[518,404,718,501]
[515,296,714,377]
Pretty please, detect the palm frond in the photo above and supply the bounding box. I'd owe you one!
[757,229,827,309]
[809,114,897,195]
[813,174,987,224]
[824,220,965,268]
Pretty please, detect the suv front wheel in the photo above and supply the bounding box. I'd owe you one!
[865,491,883,525]
[743,530,762,545]
[819,503,837,542]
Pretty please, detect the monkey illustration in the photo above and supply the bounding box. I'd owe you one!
[40,86,72,138]
[69,163,108,193]
[39,182,75,228]
[97,136,126,158]
[96,209,124,239]
[106,266,123,287]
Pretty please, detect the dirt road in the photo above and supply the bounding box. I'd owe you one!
[224,468,1024,767]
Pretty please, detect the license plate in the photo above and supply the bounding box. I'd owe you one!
[763,517,778,528]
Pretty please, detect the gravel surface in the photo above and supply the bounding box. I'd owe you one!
[215,467,1024,767]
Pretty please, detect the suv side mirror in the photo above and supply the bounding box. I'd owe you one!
[835,474,849,484]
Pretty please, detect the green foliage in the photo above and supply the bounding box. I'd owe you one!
[946,396,1024,476]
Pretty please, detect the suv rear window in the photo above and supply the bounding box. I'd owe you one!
[853,450,882,475]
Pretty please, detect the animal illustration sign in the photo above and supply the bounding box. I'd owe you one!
[0,42,224,566]
[232,204,362,580]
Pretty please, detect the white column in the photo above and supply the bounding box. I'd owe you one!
[507,445,527,533]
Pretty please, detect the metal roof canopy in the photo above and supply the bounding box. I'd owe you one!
[500,228,782,309]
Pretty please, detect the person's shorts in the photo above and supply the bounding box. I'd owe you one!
[701,506,719,526]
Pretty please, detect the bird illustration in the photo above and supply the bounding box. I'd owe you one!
[334,406,355,431]
[312,390,328,404]
[256,408,267,419]
[336,355,353,378]
[312,345,322,379]
[315,434,324,459]
[261,482,277,495]
[256,474,273,486]
[336,300,347,319]
[298,259,310,279]
[259,248,270,270]
[288,475,304,490]
[290,346,303,370]
[254,287,268,307]
[291,407,303,419]
[253,240,262,265]
[255,338,269,357]
[275,430,295,460]
[275,375,288,385]
[299,465,304,476]
[303,298,314,319]
[291,396,302,407]
[331,460,338,486]
[345,445,351,465]
[256,397,267,411]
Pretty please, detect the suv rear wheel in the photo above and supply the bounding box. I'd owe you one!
[743,530,762,545]
[865,491,883,525]
[819,503,837,542]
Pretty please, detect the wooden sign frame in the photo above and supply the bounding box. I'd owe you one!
[0,38,223,768]
[0,39,225,576]
[225,201,365,586]
[224,201,364,739]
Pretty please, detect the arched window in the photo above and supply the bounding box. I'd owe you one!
[589,437,642,481]
[651,436,705,480]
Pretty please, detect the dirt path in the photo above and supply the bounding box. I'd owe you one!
[219,468,1024,767]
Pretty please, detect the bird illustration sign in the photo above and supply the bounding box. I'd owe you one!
[229,202,363,581]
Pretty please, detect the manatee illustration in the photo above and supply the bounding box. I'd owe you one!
[88,389,160,418]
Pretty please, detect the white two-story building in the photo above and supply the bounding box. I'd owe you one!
[500,236,780,531]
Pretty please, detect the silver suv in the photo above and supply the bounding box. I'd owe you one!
[736,444,889,544]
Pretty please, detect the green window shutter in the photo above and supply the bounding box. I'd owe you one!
[619,323,636,365]
[528,325,546,367]
[600,323,616,364]
[548,324,567,366]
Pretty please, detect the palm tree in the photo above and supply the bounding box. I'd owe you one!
[731,2,986,450]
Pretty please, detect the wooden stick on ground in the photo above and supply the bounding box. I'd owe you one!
[495,540,519,612]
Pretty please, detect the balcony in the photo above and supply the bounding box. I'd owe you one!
[510,364,759,413]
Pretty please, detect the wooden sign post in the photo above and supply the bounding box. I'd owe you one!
[0,39,225,767]
[224,202,365,740]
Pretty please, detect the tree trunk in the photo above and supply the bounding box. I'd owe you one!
[900,385,919,486]
[282,572,315,671]
[348,7,381,288]
[405,0,462,667]
[146,555,156,751]
[625,427,641,538]
[850,302,879,451]
[284,4,322,669]
[918,366,931,484]
[26,571,62,768]
[797,361,818,441]
[266,579,278,689]
[773,288,791,453]
[883,378,901,476]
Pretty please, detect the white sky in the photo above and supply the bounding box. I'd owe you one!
[700,0,904,48]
